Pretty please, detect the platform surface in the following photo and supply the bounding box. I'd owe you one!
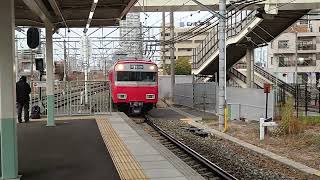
[96,112,204,180]
[18,119,120,180]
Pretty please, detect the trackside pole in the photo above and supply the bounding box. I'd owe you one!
[45,24,55,126]
[0,0,19,179]
[218,0,226,131]
[170,11,175,102]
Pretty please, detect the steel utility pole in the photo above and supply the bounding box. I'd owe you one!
[218,0,226,131]
[170,11,175,102]
[63,40,67,81]
[294,30,298,85]
[140,22,144,58]
[162,11,166,75]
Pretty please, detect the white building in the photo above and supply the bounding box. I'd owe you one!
[160,26,208,65]
[119,13,143,58]
[267,19,320,84]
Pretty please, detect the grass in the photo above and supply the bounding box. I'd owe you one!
[201,116,218,123]
[300,116,320,126]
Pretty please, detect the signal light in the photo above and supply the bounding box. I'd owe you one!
[27,28,40,49]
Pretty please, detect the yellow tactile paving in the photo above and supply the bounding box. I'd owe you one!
[95,116,150,180]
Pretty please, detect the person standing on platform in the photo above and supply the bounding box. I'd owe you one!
[16,76,31,123]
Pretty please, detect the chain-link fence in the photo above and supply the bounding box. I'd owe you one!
[30,81,111,116]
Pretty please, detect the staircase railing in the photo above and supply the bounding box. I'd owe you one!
[253,65,296,95]
[229,67,262,89]
[192,9,258,70]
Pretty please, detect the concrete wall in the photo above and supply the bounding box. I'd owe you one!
[158,75,193,98]
[227,87,274,121]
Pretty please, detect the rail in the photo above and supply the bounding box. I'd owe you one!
[193,7,258,69]
[145,116,237,180]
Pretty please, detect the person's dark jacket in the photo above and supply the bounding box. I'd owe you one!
[16,80,31,103]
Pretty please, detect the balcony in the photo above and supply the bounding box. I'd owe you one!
[297,42,316,51]
[278,59,316,67]
[298,44,316,50]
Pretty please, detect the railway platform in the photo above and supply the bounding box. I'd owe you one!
[17,113,203,180]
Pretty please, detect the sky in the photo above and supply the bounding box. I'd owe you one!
[15,10,214,70]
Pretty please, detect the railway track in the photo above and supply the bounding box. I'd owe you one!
[131,115,237,180]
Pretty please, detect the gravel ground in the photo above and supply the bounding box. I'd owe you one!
[151,118,318,180]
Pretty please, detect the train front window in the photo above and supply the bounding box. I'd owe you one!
[117,71,156,82]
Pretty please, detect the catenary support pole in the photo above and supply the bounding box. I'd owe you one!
[170,11,175,101]
[0,0,20,179]
[218,0,226,131]
[15,36,19,81]
[63,40,67,81]
[246,48,252,88]
[83,34,89,105]
[162,11,166,75]
[45,24,55,126]
[251,49,255,87]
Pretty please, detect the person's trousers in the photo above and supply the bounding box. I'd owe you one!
[17,102,29,123]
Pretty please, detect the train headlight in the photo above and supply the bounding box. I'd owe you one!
[149,65,156,70]
[116,64,124,71]
[146,94,155,99]
[117,93,127,99]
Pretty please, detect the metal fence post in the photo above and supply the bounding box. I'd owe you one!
[109,82,112,114]
[68,81,71,116]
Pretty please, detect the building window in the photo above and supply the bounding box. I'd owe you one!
[178,48,192,52]
[278,56,291,67]
[181,40,193,44]
[298,20,308,25]
[270,57,273,65]
[278,40,289,49]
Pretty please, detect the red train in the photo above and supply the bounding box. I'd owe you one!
[108,59,158,114]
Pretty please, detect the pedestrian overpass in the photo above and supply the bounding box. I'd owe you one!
[131,0,320,12]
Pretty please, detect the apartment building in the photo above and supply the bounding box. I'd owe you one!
[119,13,143,58]
[160,26,208,65]
[267,19,320,84]
[17,49,41,81]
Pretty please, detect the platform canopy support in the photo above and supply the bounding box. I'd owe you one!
[0,0,20,179]
[45,24,56,127]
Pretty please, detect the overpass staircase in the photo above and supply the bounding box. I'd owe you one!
[192,4,309,75]
[228,64,296,95]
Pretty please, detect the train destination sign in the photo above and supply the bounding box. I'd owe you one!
[130,65,144,70]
